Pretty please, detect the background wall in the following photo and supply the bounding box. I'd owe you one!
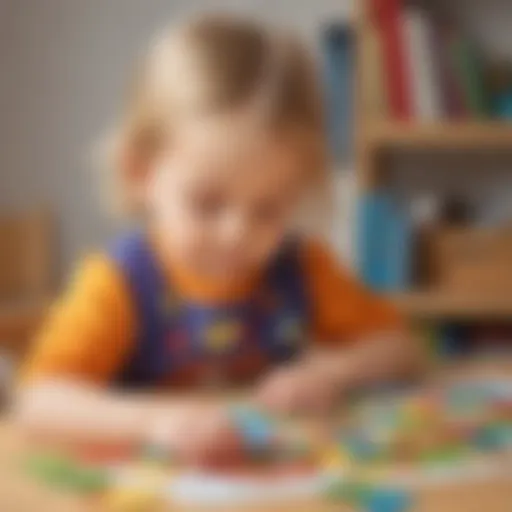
[0,0,354,274]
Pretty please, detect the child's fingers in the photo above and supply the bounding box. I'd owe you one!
[163,406,235,465]
[255,371,306,413]
[254,371,289,406]
[267,373,337,416]
[186,421,244,469]
[253,372,283,407]
[302,386,336,415]
[200,431,245,469]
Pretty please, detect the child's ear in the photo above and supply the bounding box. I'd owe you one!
[120,137,153,186]
[116,135,156,214]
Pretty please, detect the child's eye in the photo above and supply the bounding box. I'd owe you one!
[252,199,285,224]
[190,190,227,218]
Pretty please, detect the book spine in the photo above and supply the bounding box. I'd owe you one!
[432,22,468,119]
[459,39,489,118]
[357,191,411,292]
[385,201,412,291]
[450,33,488,118]
[373,0,412,119]
[357,193,388,290]
[323,24,355,162]
[403,7,444,121]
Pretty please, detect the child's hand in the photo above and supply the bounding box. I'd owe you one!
[255,356,345,414]
[149,403,244,469]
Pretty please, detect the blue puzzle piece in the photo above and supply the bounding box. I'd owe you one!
[342,434,381,462]
[230,406,275,449]
[446,385,487,411]
[474,425,511,451]
[366,488,412,512]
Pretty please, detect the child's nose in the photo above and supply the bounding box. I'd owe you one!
[219,213,250,247]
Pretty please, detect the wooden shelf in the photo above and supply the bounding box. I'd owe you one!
[368,122,512,150]
[393,291,512,319]
[0,299,49,355]
[355,0,512,318]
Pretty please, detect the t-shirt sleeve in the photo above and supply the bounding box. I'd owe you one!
[303,240,405,344]
[21,255,136,385]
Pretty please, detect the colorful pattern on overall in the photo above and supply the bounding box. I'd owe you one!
[110,233,310,388]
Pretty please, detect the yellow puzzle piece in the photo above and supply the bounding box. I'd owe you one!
[102,487,161,512]
[205,321,241,352]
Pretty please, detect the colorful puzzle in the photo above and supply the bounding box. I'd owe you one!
[21,378,512,511]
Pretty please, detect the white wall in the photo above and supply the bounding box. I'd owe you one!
[0,0,354,272]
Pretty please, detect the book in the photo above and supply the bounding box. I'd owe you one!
[433,21,469,119]
[385,200,412,291]
[357,191,411,292]
[322,23,355,163]
[403,6,444,121]
[357,192,389,291]
[372,0,412,119]
[449,32,489,118]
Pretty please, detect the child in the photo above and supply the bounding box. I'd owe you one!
[16,15,418,466]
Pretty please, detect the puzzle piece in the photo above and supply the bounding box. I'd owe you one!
[320,446,350,472]
[23,452,109,493]
[323,479,373,505]
[342,434,381,462]
[102,487,161,512]
[23,452,74,487]
[230,406,276,451]
[365,488,412,512]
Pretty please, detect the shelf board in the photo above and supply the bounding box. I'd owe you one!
[393,291,512,319]
[368,122,512,150]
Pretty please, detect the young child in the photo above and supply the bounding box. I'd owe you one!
[16,15,417,466]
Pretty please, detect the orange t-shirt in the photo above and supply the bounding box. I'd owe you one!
[22,238,403,385]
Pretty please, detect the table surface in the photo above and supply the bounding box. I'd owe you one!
[1,358,511,512]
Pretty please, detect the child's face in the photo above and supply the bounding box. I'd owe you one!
[146,116,304,278]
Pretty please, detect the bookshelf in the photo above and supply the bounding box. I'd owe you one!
[393,292,512,319]
[354,1,512,318]
[368,122,512,151]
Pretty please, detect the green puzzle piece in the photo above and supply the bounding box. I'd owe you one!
[23,452,109,493]
[23,453,74,485]
[324,479,374,505]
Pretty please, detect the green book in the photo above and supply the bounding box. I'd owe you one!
[450,34,489,118]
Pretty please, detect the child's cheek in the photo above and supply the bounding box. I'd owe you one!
[145,165,204,259]
[147,165,184,231]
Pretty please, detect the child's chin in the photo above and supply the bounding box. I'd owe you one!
[206,259,252,279]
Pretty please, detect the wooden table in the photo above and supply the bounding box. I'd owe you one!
[0,359,511,512]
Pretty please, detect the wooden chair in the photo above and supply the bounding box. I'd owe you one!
[0,210,53,357]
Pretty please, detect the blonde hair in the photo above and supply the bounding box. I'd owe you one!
[101,14,329,217]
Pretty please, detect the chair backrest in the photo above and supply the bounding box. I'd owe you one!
[0,210,53,301]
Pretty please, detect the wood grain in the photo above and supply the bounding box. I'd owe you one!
[1,360,511,512]
[368,121,512,150]
[0,209,53,354]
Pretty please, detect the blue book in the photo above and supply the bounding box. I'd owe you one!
[357,192,391,291]
[385,200,412,292]
[357,192,412,292]
[322,23,355,163]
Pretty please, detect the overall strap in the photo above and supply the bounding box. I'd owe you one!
[109,231,168,387]
[266,238,309,314]
[259,238,310,362]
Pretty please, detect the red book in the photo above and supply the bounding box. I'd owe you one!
[437,22,470,119]
[372,0,412,119]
